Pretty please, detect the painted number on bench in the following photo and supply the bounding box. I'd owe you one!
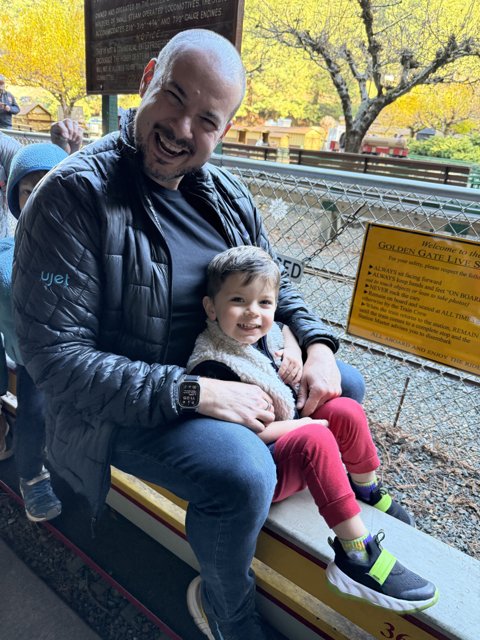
[380,622,410,639]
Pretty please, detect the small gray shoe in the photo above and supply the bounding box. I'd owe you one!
[20,468,62,522]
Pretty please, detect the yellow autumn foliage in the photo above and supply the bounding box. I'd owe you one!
[0,0,86,116]
[378,84,480,136]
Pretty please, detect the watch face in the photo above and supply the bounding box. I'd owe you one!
[180,381,200,408]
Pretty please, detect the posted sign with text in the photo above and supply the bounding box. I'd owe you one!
[347,224,480,376]
[85,0,244,94]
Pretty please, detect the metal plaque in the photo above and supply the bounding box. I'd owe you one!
[85,0,244,94]
[348,223,480,375]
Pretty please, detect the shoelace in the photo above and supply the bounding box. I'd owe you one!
[23,478,58,509]
[373,530,386,546]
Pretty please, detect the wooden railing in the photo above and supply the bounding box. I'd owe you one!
[220,141,279,163]
[221,142,472,187]
[4,130,472,188]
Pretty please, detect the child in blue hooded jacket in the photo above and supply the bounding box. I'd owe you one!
[0,142,68,520]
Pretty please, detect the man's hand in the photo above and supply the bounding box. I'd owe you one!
[296,343,341,416]
[50,119,84,154]
[197,378,274,434]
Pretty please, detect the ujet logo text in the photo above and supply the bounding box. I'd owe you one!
[40,271,70,287]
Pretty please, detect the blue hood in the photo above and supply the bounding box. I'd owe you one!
[7,143,67,219]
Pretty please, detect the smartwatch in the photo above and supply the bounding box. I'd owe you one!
[177,375,201,413]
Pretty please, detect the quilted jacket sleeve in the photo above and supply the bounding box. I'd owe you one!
[12,167,182,430]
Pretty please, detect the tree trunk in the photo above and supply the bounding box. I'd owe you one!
[343,129,366,153]
[344,98,387,153]
[60,100,72,119]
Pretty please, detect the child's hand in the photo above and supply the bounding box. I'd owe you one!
[293,417,328,429]
[276,348,303,388]
[258,417,329,444]
[278,325,303,388]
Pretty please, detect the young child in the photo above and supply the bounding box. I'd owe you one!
[0,142,68,521]
[187,245,438,613]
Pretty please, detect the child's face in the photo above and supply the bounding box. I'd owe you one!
[18,170,47,212]
[203,273,277,345]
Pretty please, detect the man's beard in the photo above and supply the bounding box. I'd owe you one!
[135,123,200,185]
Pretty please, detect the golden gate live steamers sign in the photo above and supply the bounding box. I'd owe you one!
[85,0,244,94]
[348,224,480,376]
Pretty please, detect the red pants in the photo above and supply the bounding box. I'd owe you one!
[271,397,380,529]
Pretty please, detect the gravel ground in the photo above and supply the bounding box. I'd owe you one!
[0,490,171,640]
[368,417,480,560]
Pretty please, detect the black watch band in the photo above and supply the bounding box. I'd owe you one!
[177,375,201,413]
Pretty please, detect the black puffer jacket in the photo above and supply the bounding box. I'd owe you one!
[12,110,339,517]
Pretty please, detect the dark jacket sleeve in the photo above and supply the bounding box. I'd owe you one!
[8,93,20,116]
[12,168,182,430]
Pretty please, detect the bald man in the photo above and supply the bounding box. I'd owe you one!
[13,30,367,639]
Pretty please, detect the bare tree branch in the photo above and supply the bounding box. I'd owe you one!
[256,0,480,152]
[261,23,355,129]
[340,46,369,101]
[358,0,384,94]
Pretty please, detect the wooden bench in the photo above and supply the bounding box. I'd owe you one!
[108,467,479,640]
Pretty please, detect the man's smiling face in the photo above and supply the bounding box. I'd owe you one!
[134,49,241,189]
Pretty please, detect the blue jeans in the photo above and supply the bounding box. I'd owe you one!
[337,360,365,404]
[112,418,277,636]
[14,365,46,480]
[111,361,363,636]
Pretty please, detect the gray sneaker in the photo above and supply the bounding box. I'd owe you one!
[326,531,439,613]
[19,468,62,522]
[186,576,271,640]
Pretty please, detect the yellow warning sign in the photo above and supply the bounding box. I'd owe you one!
[347,224,480,376]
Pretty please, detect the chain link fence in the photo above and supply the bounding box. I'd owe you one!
[214,156,480,479]
[2,132,479,553]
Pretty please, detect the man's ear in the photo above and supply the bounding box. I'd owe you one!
[203,296,217,321]
[220,121,233,140]
[139,58,157,97]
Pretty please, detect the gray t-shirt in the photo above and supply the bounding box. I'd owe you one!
[149,180,228,367]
